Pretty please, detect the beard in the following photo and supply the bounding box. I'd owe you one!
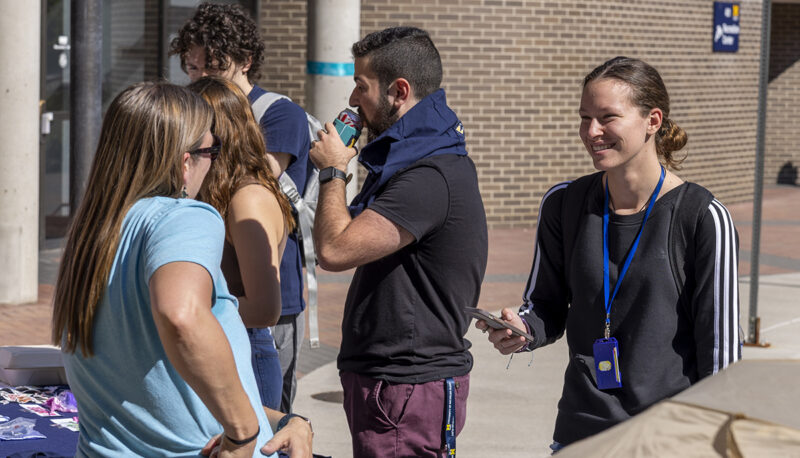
[363,94,399,143]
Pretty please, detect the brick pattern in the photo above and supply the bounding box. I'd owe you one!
[107,0,160,100]
[256,0,771,227]
[257,0,309,105]
[766,3,800,186]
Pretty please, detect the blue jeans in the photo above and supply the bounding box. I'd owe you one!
[247,328,282,410]
[270,311,305,413]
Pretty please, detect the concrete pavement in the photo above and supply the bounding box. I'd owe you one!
[294,270,800,458]
[293,184,800,457]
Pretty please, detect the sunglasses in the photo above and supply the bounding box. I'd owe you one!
[189,134,221,162]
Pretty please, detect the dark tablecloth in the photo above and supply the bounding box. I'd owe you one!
[0,400,78,458]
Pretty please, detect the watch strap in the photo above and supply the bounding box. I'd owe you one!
[276,413,312,434]
[319,166,347,184]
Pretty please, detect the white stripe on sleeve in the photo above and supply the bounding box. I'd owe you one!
[521,182,570,316]
[708,199,740,373]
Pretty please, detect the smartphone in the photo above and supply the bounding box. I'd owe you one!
[465,307,535,342]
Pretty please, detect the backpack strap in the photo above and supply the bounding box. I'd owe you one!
[252,91,324,145]
[668,182,714,297]
[253,91,322,349]
[560,172,602,303]
[251,91,289,122]
[279,173,321,348]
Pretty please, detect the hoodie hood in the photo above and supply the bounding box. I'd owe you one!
[349,89,467,216]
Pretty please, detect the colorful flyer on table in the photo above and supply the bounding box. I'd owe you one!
[19,403,61,417]
[1,391,32,404]
[51,417,80,432]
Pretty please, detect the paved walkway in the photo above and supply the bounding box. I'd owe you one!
[292,184,800,457]
[1,185,798,457]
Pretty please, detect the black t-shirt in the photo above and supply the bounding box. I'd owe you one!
[337,154,488,384]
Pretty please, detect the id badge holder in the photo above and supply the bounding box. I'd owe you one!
[593,337,622,390]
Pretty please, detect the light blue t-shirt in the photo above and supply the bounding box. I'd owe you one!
[62,197,275,457]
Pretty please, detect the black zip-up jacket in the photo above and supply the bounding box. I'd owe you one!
[519,174,741,446]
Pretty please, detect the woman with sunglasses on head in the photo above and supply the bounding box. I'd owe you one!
[52,82,311,457]
[187,76,296,415]
[477,57,741,452]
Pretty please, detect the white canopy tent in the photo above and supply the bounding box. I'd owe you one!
[557,360,800,457]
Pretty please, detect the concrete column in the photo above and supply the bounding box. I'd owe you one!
[306,0,360,200]
[0,0,41,304]
[70,0,103,214]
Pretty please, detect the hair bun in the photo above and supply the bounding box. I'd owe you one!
[656,118,688,169]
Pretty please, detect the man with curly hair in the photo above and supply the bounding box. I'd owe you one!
[171,2,311,415]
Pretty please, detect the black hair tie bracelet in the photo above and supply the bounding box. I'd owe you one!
[225,425,260,446]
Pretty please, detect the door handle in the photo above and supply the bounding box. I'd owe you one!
[41,112,54,136]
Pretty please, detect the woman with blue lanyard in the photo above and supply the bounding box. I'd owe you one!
[476,56,741,453]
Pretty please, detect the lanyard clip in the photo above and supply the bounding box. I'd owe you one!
[604,315,611,339]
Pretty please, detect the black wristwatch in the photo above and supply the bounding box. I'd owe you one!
[276,413,313,434]
[319,166,347,184]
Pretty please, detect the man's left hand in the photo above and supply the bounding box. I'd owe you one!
[260,416,313,457]
[310,122,358,171]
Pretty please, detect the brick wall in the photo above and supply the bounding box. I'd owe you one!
[258,0,772,227]
[257,0,309,105]
[766,2,800,186]
[107,0,160,102]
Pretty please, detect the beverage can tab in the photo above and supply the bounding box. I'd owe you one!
[593,337,622,390]
[333,109,362,147]
[338,108,362,129]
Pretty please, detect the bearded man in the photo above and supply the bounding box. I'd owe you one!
[310,26,488,458]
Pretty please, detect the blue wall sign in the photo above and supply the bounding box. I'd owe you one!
[713,2,740,52]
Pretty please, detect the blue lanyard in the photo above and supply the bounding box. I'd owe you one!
[602,166,665,338]
[444,377,456,456]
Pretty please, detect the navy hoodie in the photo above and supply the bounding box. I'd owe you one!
[349,89,467,216]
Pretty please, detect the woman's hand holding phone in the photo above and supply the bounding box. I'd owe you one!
[469,307,532,355]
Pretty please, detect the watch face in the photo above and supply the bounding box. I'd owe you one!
[320,168,333,182]
[320,167,345,183]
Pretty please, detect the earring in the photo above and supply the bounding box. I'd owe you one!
[181,185,188,198]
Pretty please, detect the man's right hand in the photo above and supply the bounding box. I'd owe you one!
[475,307,528,355]
[261,415,313,457]
[310,122,357,171]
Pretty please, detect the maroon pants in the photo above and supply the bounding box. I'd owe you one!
[340,371,470,458]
